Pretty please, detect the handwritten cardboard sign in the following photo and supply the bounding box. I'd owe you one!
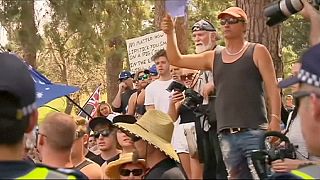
[126,31,167,72]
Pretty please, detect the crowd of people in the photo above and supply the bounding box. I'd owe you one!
[0,0,320,179]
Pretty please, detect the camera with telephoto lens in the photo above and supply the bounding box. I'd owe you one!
[250,131,297,179]
[264,0,320,26]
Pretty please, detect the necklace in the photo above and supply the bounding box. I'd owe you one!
[225,41,248,56]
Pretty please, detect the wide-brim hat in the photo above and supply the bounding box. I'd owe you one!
[105,152,145,179]
[279,44,320,88]
[114,110,179,162]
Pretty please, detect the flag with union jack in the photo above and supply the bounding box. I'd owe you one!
[78,85,101,120]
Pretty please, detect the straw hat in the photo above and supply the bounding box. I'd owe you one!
[114,109,179,162]
[105,152,145,179]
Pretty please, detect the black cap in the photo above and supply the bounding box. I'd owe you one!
[192,20,216,32]
[89,116,113,130]
[0,53,36,119]
[113,115,137,124]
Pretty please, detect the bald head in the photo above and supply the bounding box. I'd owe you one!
[40,112,76,152]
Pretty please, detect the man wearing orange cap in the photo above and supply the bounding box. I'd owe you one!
[161,6,281,179]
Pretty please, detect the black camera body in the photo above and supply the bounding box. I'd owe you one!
[264,0,320,26]
[166,81,203,110]
[251,131,297,179]
[182,88,204,110]
[166,81,187,92]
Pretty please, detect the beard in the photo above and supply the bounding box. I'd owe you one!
[195,36,214,54]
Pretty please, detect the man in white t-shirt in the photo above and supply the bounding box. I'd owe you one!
[145,49,173,113]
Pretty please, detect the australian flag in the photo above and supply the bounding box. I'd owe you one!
[78,85,100,119]
[27,64,80,107]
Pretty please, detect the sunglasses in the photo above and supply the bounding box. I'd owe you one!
[119,168,144,176]
[293,91,320,110]
[137,74,149,81]
[220,18,245,25]
[93,129,112,139]
[75,131,85,139]
[131,135,142,142]
[180,73,195,81]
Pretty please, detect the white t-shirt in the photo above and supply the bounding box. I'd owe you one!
[287,114,320,160]
[144,79,173,113]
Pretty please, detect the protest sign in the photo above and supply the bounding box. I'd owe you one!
[126,31,167,72]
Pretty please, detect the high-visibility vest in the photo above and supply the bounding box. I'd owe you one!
[16,167,76,179]
[290,164,320,179]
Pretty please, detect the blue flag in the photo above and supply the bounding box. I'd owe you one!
[26,64,80,107]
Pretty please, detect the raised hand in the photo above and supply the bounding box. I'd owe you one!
[161,13,175,34]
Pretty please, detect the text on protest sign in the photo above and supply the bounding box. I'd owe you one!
[126,31,167,72]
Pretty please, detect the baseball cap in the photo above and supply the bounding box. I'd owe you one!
[118,71,133,81]
[192,20,216,32]
[218,7,248,22]
[279,44,320,88]
[145,64,158,76]
[0,53,36,119]
[89,116,113,130]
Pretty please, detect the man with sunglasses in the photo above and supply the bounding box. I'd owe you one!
[112,71,136,114]
[191,19,227,179]
[89,116,121,166]
[0,53,85,179]
[162,6,281,179]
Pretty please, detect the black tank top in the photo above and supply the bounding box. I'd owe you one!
[213,43,268,131]
[179,105,197,124]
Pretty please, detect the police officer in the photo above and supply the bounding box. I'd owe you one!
[0,53,87,179]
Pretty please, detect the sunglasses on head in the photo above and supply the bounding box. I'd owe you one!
[119,168,144,176]
[137,74,149,81]
[293,91,320,110]
[220,18,245,25]
[180,73,195,81]
[93,129,112,138]
[192,21,216,32]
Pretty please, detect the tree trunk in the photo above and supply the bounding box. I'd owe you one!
[106,41,123,104]
[236,0,283,78]
[154,0,188,54]
[154,0,166,30]
[19,0,40,68]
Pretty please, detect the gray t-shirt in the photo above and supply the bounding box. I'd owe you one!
[144,158,186,179]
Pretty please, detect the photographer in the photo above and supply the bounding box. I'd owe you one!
[269,0,320,179]
[167,68,203,179]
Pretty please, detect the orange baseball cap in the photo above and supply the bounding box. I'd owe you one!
[218,7,248,22]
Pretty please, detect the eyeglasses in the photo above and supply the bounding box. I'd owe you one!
[35,129,47,148]
[180,73,195,81]
[93,129,112,139]
[75,131,85,139]
[137,74,149,81]
[293,91,320,110]
[220,18,245,25]
[119,168,144,176]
